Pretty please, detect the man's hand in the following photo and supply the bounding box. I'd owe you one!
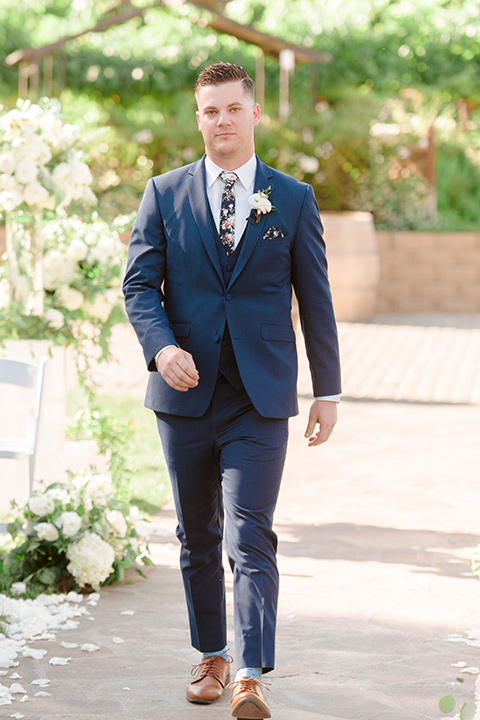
[156,347,199,392]
[304,400,338,447]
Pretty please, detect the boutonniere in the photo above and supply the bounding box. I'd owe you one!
[248,186,277,224]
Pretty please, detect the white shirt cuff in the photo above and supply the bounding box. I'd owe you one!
[314,394,340,403]
[154,345,177,369]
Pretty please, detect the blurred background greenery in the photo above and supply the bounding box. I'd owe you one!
[1,0,480,231]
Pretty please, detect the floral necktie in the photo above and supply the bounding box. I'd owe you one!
[219,170,238,256]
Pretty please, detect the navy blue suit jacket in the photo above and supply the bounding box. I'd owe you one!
[122,156,341,418]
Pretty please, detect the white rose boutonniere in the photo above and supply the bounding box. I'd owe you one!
[248,186,276,224]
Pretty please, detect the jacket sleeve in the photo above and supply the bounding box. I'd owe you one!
[291,184,342,396]
[122,178,177,371]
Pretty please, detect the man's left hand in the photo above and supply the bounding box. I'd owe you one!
[304,400,338,447]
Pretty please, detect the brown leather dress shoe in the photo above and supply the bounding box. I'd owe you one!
[186,655,232,704]
[229,678,271,719]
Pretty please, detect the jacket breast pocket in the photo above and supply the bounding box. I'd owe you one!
[261,325,295,342]
[170,322,191,338]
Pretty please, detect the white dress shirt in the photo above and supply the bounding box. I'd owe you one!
[204,154,256,249]
[155,154,339,403]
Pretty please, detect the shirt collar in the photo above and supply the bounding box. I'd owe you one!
[205,154,257,190]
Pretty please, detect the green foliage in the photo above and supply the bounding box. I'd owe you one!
[439,695,455,714]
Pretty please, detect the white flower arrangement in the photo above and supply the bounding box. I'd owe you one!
[3,473,153,595]
[0,99,94,214]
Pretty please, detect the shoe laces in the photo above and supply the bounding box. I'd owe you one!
[227,677,270,693]
[191,654,233,683]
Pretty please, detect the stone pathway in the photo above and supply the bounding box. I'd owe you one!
[10,313,480,719]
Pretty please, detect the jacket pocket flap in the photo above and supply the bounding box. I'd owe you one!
[261,324,295,342]
[170,322,191,338]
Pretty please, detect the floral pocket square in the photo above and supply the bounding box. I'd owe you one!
[262,227,285,240]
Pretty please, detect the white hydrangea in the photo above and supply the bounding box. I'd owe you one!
[43,249,79,290]
[0,151,15,174]
[55,511,82,538]
[44,308,65,329]
[28,493,55,517]
[66,238,88,262]
[55,285,84,311]
[82,293,113,322]
[66,532,115,588]
[34,522,60,542]
[14,157,38,185]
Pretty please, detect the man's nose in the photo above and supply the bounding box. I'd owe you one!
[217,112,231,125]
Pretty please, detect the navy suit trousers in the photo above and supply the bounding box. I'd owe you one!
[156,374,288,673]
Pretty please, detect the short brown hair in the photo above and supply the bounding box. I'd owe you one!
[195,62,254,101]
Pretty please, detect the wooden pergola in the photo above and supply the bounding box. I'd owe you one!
[5,0,331,117]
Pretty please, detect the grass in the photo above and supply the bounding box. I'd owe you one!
[67,390,172,516]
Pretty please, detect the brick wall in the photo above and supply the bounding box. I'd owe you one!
[376,231,480,313]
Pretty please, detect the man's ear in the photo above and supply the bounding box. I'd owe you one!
[196,110,201,131]
[253,103,261,126]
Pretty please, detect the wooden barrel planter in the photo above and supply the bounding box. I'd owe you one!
[322,211,380,322]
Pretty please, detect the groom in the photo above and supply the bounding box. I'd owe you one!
[123,62,341,718]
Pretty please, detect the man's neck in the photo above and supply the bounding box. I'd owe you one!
[205,151,255,172]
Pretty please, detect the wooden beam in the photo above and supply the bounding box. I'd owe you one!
[6,0,330,68]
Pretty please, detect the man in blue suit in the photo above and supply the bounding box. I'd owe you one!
[123,62,341,719]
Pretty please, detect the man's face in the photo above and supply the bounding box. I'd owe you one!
[196,80,260,169]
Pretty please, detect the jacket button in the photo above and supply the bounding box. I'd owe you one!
[222,339,228,346]
[225,293,232,301]
[213,334,220,343]
[226,264,233,272]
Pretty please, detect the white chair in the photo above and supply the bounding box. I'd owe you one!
[0,357,47,532]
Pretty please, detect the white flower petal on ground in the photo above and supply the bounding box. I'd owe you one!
[31,679,50,687]
[65,592,83,604]
[461,667,480,675]
[8,674,21,680]
[120,610,134,616]
[112,637,124,644]
[10,712,25,719]
[60,642,78,649]
[80,644,100,652]
[9,683,27,695]
[452,661,467,668]
[22,648,47,660]
[122,687,131,691]
[34,691,51,697]
[89,593,101,602]
[48,657,71,666]
[19,695,28,703]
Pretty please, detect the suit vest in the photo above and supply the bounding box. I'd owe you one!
[212,213,247,392]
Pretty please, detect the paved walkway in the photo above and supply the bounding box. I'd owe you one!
[15,316,480,718]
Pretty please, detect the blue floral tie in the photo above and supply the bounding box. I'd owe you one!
[219,170,238,256]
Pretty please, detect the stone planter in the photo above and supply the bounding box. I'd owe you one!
[322,211,380,322]
[0,340,66,513]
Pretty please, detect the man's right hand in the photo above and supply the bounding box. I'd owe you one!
[156,347,199,392]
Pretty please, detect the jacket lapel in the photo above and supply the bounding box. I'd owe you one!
[228,158,274,288]
[187,157,223,283]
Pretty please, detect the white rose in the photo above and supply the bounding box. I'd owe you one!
[52,162,72,184]
[0,151,15,174]
[66,532,115,588]
[248,192,272,214]
[66,238,88,262]
[55,285,84,311]
[34,522,60,542]
[0,188,23,211]
[0,173,18,190]
[15,157,38,184]
[82,293,113,322]
[26,137,52,164]
[44,307,65,329]
[29,493,55,516]
[134,520,151,539]
[23,182,50,207]
[10,581,27,596]
[69,157,92,186]
[107,510,128,537]
[43,250,79,290]
[56,511,82,538]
